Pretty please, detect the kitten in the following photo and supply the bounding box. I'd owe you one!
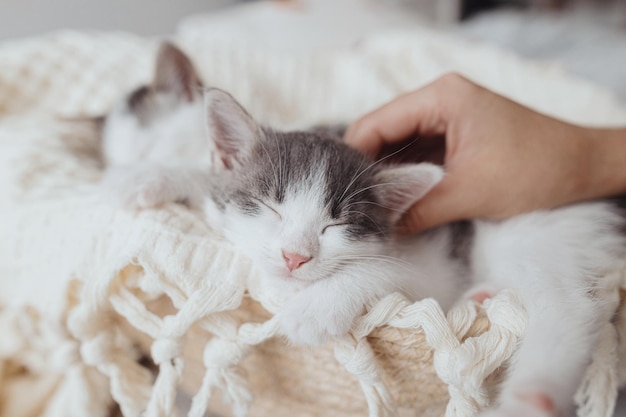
[101,48,626,417]
[100,42,211,208]
[197,91,626,417]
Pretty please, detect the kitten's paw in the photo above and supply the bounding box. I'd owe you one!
[481,393,560,417]
[101,167,174,211]
[462,284,499,304]
[104,177,169,210]
[124,183,168,209]
[278,312,332,345]
[277,297,357,345]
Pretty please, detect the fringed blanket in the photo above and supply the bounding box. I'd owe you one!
[1,23,626,417]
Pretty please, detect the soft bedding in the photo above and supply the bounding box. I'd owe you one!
[1,19,626,417]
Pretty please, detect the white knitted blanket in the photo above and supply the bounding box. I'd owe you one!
[1,23,626,417]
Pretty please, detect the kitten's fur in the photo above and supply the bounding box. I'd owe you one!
[103,44,626,417]
[101,42,214,208]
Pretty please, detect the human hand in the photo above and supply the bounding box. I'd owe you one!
[344,74,623,233]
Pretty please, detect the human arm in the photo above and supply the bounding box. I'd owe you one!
[344,74,626,233]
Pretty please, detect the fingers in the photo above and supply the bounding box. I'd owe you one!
[397,173,477,233]
[396,183,454,233]
[375,135,446,165]
[344,91,447,157]
[344,73,469,157]
[344,74,484,233]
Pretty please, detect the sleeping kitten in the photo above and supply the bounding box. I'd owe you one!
[106,87,626,417]
[102,41,207,166]
[201,91,626,417]
[101,49,626,417]
[100,42,212,208]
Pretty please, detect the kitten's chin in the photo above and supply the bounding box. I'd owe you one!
[266,267,321,285]
[259,265,301,283]
[258,262,334,287]
[278,271,310,283]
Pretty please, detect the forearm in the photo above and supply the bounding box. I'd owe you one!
[581,127,626,201]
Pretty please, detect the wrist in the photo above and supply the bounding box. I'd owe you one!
[580,127,626,201]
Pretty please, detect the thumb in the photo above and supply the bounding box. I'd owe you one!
[397,176,468,233]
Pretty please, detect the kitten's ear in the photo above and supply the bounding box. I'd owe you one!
[205,88,263,170]
[153,42,202,102]
[373,163,444,223]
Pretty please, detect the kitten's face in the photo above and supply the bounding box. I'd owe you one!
[202,90,443,287]
[217,132,393,283]
[101,42,210,166]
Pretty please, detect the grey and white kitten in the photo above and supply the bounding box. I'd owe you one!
[102,44,626,417]
[100,42,215,208]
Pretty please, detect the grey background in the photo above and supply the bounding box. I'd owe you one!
[0,0,239,40]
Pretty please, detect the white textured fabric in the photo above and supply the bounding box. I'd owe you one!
[1,23,626,417]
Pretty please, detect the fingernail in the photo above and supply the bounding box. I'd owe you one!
[342,127,355,144]
[395,220,416,236]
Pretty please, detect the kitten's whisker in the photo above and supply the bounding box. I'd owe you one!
[333,255,418,273]
[258,137,279,191]
[275,130,286,195]
[338,159,366,203]
[323,260,414,292]
[341,209,387,236]
[340,255,416,269]
[345,200,404,213]
[343,180,417,204]
[338,138,420,203]
[266,130,284,195]
[331,254,421,276]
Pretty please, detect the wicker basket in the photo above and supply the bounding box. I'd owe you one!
[125,294,497,417]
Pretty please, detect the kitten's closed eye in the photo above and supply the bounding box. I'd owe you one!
[255,198,282,219]
[321,223,348,234]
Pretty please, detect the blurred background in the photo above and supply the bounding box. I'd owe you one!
[0,0,440,38]
[1,0,624,100]
[1,0,623,36]
[0,0,239,38]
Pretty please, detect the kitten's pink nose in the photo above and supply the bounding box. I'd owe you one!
[282,250,312,272]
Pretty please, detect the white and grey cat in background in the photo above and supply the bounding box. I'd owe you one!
[101,42,214,208]
[102,43,626,417]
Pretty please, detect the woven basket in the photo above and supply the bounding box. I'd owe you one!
[124,292,497,417]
